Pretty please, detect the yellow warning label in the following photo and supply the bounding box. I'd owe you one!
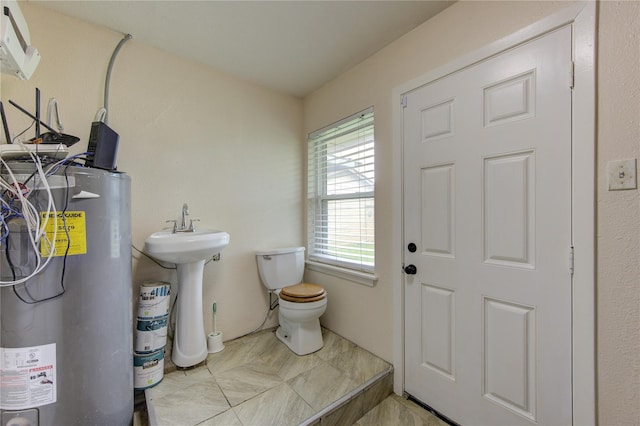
[40,211,87,257]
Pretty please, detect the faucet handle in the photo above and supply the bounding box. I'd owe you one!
[189,219,200,231]
[165,219,177,233]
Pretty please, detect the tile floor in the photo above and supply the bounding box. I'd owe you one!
[145,328,447,426]
[354,395,449,426]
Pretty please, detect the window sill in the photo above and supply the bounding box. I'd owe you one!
[305,260,378,287]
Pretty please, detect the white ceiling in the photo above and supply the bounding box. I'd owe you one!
[31,1,454,97]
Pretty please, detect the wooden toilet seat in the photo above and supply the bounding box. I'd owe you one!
[279,283,326,303]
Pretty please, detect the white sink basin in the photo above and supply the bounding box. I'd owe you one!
[144,228,230,264]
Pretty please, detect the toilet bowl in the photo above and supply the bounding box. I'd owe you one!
[256,247,327,355]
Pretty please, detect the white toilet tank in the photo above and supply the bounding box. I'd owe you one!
[256,247,305,290]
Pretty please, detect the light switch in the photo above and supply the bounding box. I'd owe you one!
[607,158,637,191]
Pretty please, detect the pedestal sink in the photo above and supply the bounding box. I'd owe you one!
[144,228,230,367]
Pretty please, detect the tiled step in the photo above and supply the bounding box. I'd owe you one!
[355,394,450,426]
[144,328,393,426]
[300,368,393,425]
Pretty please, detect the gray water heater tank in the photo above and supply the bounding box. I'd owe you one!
[0,163,133,425]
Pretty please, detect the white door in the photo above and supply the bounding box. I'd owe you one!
[403,26,573,425]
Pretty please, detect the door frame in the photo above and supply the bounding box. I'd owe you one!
[391,2,596,425]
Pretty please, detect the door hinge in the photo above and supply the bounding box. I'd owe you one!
[569,61,575,89]
[569,246,575,276]
[401,95,408,108]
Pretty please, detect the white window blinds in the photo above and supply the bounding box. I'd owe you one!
[307,107,375,272]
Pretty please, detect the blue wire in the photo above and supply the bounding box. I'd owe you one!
[0,199,24,245]
[45,153,91,176]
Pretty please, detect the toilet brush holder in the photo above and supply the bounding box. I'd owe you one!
[207,331,224,353]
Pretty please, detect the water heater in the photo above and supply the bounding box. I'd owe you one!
[0,162,133,425]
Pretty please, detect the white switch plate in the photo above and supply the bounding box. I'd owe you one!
[607,158,637,190]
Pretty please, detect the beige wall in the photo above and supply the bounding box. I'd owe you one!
[1,4,304,341]
[2,1,638,423]
[596,1,640,422]
[304,1,639,424]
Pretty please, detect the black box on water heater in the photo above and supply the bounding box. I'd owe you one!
[86,121,119,170]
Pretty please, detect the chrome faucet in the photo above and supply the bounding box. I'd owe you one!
[167,203,198,233]
[181,203,189,230]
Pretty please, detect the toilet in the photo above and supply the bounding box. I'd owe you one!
[256,247,327,355]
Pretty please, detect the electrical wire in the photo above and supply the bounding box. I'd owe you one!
[0,142,58,286]
[1,158,80,301]
[11,121,35,144]
[228,291,279,342]
[44,153,90,176]
[131,244,176,270]
[167,292,178,340]
[0,144,88,289]
[94,109,106,122]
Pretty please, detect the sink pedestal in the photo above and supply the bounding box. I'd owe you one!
[172,261,207,367]
[143,226,229,368]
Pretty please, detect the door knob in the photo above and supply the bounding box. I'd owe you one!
[404,264,417,275]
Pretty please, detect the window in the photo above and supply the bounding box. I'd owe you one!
[307,107,374,274]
